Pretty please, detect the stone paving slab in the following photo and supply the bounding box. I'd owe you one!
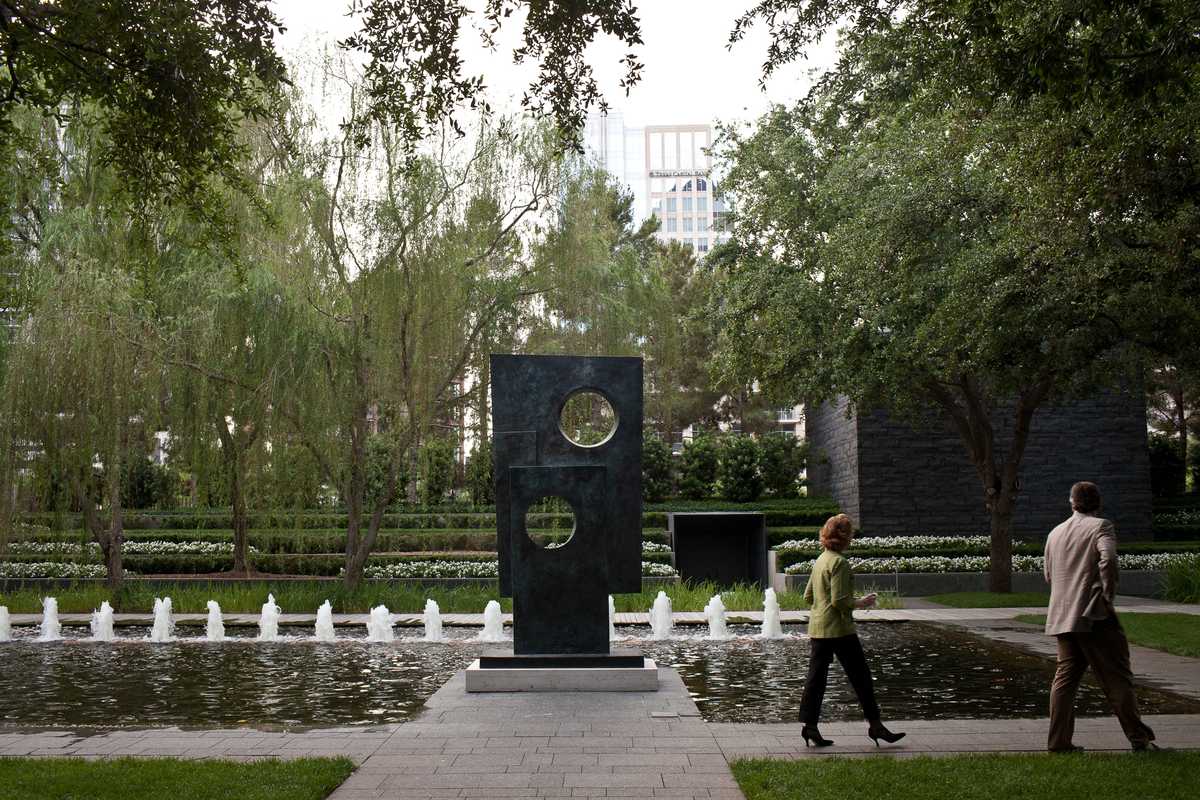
[942,617,1200,700]
[711,714,1200,759]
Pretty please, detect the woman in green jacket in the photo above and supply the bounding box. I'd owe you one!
[799,513,905,748]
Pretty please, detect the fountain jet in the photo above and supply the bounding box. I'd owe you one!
[608,595,617,641]
[39,597,61,641]
[257,594,281,641]
[149,597,174,642]
[760,588,785,639]
[206,600,225,642]
[0,605,12,642]
[366,605,394,642]
[476,600,506,642]
[315,600,336,642]
[648,591,673,640]
[422,599,443,642]
[704,594,732,640]
[90,601,116,641]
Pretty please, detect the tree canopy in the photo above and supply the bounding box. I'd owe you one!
[715,0,1200,589]
[343,0,643,150]
[0,0,287,207]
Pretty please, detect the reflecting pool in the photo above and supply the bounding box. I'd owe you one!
[0,623,1195,729]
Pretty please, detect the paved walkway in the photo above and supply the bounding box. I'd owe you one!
[2,598,1197,799]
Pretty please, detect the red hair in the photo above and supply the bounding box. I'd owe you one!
[819,514,854,552]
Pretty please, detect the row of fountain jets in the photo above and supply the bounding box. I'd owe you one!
[0,588,788,644]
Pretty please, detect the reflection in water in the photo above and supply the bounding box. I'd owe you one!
[637,623,1200,723]
[0,623,1195,730]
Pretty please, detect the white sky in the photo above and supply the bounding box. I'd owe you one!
[272,1,841,132]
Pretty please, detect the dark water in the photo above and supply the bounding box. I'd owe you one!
[1,623,1195,729]
[639,623,1200,723]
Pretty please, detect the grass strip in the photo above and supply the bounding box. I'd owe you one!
[0,756,354,800]
[927,591,1050,608]
[0,580,832,615]
[1015,612,1200,659]
[731,752,1200,800]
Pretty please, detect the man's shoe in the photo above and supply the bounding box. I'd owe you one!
[1133,742,1166,752]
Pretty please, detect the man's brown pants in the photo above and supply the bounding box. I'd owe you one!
[1049,615,1155,751]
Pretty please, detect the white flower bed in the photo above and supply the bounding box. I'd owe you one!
[0,562,114,579]
[641,542,672,553]
[641,561,679,577]
[361,559,679,580]
[784,553,1200,575]
[5,540,256,555]
[1156,510,1200,526]
[361,560,500,579]
[776,535,1011,554]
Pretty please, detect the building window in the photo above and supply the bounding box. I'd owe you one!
[682,196,693,212]
[665,217,677,233]
[698,196,708,212]
[665,197,676,212]
[682,179,693,192]
[683,217,693,233]
[698,238,709,252]
[697,177,707,191]
[697,217,708,232]
[683,240,694,250]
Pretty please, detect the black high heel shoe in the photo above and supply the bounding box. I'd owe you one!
[801,725,834,747]
[867,722,906,747]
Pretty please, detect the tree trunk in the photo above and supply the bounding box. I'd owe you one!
[215,416,255,574]
[927,374,1050,595]
[230,454,250,574]
[1176,381,1187,494]
[988,498,1015,593]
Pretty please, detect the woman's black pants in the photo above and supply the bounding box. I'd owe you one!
[798,633,880,725]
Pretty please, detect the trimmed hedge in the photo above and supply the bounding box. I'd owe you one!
[4,527,672,554]
[773,539,1200,570]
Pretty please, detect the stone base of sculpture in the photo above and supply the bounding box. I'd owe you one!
[465,648,659,692]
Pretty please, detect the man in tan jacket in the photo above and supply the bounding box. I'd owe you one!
[1043,481,1156,752]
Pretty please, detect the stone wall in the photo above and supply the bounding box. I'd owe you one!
[807,390,1153,541]
[804,397,860,523]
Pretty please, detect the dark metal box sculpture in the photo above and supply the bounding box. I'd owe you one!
[491,354,643,655]
[669,512,768,589]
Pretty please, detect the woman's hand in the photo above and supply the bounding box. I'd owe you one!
[854,592,878,609]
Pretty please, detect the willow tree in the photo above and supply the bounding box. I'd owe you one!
[156,106,320,574]
[1,110,164,588]
[276,74,561,587]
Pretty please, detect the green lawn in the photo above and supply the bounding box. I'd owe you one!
[926,591,1050,608]
[1014,612,1200,659]
[732,752,1199,800]
[0,757,354,800]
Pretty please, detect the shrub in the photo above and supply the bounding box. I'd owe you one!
[262,442,324,509]
[678,434,719,500]
[717,435,763,502]
[642,430,674,502]
[365,434,406,508]
[420,436,456,506]
[759,434,806,498]
[1164,558,1200,603]
[121,458,179,510]
[465,440,494,506]
[1148,433,1186,497]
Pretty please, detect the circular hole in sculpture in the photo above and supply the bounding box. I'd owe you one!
[526,495,576,549]
[559,390,617,448]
